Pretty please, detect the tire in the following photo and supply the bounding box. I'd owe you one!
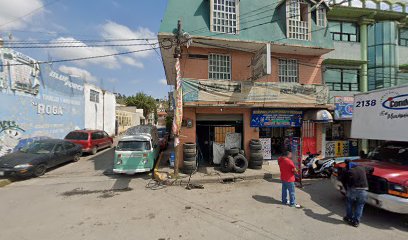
[232,154,248,173]
[183,143,196,149]
[184,156,196,162]
[225,148,239,156]
[91,147,97,155]
[250,139,261,145]
[183,148,196,154]
[250,144,262,150]
[220,155,234,173]
[250,152,263,160]
[239,149,245,155]
[33,164,47,177]
[72,153,81,162]
[182,160,197,174]
[250,160,263,166]
[184,152,196,158]
[248,164,263,170]
[302,168,310,178]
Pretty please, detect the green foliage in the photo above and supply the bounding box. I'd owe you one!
[126,92,158,119]
[165,116,173,132]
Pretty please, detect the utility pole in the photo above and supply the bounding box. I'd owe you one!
[173,19,183,176]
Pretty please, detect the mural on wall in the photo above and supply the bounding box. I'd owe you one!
[0,49,85,157]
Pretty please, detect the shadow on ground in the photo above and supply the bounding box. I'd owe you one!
[252,195,283,205]
[299,179,408,230]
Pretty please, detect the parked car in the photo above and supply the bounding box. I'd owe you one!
[331,141,408,214]
[65,130,113,155]
[157,127,170,141]
[0,139,82,178]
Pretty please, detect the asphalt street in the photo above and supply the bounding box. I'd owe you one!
[0,148,407,240]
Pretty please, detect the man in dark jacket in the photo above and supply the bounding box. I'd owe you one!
[339,159,374,227]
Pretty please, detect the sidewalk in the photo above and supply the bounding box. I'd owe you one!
[157,142,281,185]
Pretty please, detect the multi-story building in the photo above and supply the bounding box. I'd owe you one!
[159,0,335,165]
[323,0,408,157]
[115,106,145,134]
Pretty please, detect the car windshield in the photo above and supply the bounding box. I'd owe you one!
[116,141,151,151]
[368,143,408,166]
[65,132,88,140]
[20,142,55,154]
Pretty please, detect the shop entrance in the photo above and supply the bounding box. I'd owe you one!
[259,127,301,159]
[196,120,243,165]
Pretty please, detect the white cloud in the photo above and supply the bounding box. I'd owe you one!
[49,37,120,69]
[107,78,118,83]
[159,79,167,85]
[100,21,157,67]
[58,65,98,83]
[0,0,44,30]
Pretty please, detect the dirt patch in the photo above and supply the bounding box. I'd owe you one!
[61,187,133,198]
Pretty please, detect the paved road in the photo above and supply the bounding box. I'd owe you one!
[0,148,407,240]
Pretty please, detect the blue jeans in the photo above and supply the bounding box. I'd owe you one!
[282,181,296,206]
[346,188,368,222]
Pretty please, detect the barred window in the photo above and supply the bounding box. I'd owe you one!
[317,6,326,27]
[90,89,100,103]
[208,54,231,80]
[279,59,298,83]
[287,0,310,40]
[211,0,239,34]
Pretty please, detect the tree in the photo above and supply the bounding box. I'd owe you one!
[126,92,157,120]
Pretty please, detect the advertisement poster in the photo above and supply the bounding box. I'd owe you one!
[351,85,408,141]
[334,96,354,120]
[259,138,271,160]
[251,109,303,128]
[0,49,85,157]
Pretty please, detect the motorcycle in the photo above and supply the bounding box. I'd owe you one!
[301,152,335,178]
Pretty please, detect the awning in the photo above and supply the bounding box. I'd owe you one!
[304,110,333,123]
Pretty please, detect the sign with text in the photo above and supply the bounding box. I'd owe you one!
[251,109,303,128]
[351,85,408,141]
[334,96,354,120]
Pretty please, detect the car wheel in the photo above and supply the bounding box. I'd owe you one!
[91,147,97,155]
[33,164,47,177]
[73,153,81,162]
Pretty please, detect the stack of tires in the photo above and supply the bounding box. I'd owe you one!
[182,142,197,174]
[249,139,263,170]
[220,147,248,173]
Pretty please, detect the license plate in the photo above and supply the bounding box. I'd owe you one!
[0,171,4,176]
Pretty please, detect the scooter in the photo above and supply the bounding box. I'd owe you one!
[302,152,335,178]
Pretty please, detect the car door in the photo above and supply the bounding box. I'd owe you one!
[102,131,111,147]
[63,142,78,161]
[91,132,99,150]
[53,143,68,165]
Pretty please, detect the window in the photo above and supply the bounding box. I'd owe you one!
[287,0,310,40]
[324,68,360,91]
[316,6,326,27]
[208,54,231,80]
[116,141,151,151]
[90,89,100,103]
[63,142,76,149]
[54,144,65,153]
[329,21,359,42]
[211,0,239,34]
[279,59,298,83]
[399,28,408,46]
[65,132,89,140]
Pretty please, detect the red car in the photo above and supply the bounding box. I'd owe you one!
[332,141,408,215]
[65,130,113,155]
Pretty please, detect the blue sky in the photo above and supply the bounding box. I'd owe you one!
[0,0,171,99]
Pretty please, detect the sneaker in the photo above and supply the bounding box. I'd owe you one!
[343,216,352,223]
[290,204,301,208]
[351,220,360,227]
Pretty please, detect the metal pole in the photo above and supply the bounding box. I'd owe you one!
[174,19,183,176]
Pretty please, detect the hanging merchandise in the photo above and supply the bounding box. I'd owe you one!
[225,132,242,150]
[259,138,272,160]
[172,58,183,140]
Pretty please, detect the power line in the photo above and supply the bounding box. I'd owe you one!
[2,42,160,49]
[2,38,159,44]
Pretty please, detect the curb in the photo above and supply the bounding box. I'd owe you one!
[0,179,13,188]
[183,172,276,185]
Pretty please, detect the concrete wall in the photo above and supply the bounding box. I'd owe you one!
[181,47,324,84]
[324,41,362,61]
[84,84,116,136]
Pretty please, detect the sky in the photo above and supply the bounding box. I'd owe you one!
[0,0,171,99]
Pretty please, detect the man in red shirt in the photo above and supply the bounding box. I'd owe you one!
[278,151,300,208]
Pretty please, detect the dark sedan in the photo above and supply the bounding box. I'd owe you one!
[0,139,82,178]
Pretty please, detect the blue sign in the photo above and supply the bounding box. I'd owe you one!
[334,96,353,120]
[251,109,303,128]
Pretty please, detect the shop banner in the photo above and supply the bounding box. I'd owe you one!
[182,79,329,105]
[172,59,183,137]
[251,109,303,128]
[334,96,354,120]
[259,138,271,160]
[351,85,408,141]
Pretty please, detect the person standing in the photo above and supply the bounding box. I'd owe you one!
[278,151,301,208]
[340,159,374,227]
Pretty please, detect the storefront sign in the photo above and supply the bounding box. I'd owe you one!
[250,109,303,128]
[334,96,354,120]
[182,79,329,105]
